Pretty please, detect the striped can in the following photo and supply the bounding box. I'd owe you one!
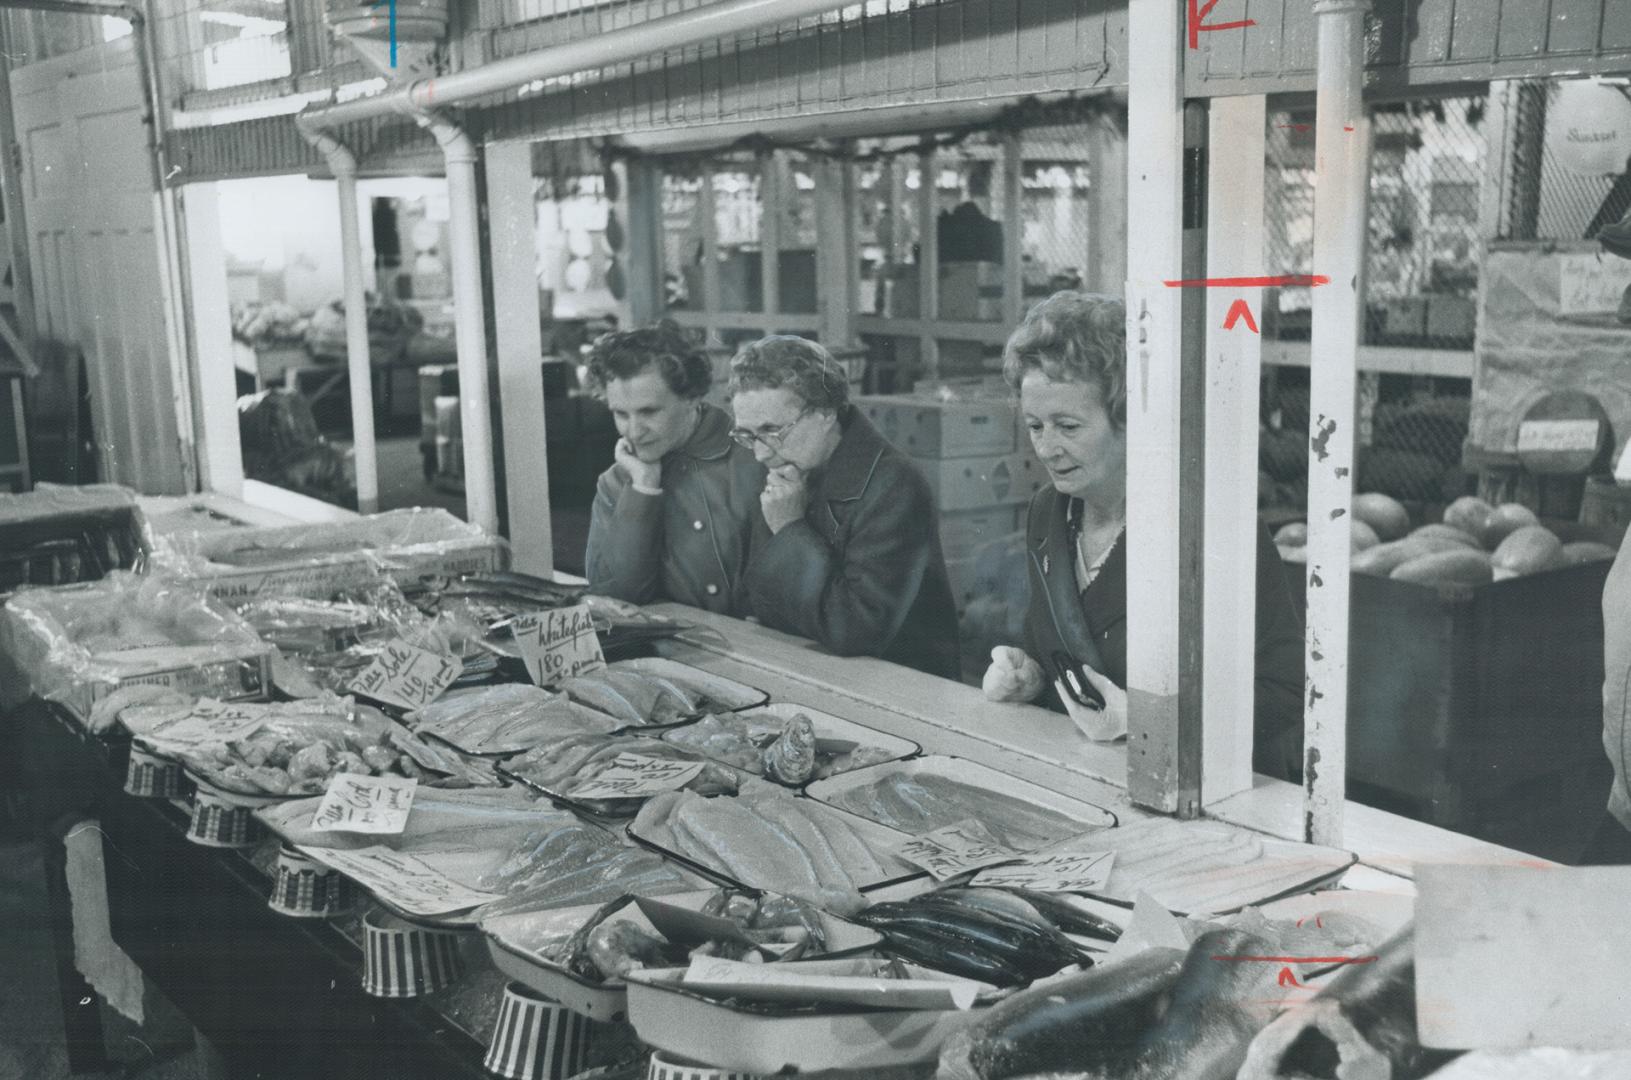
[362,909,467,998]
[125,746,185,799]
[483,983,593,1080]
[645,1051,767,1080]
[186,791,263,848]
[268,846,358,918]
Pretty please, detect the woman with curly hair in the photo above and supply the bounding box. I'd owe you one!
[981,291,1305,779]
[583,321,765,615]
[729,335,960,679]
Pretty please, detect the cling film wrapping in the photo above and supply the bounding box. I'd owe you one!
[150,507,508,601]
[0,570,272,721]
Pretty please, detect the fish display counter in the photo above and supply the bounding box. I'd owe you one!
[3,489,1571,1080]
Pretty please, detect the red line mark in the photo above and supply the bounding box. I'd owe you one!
[1163,274,1331,289]
[1278,124,1312,132]
[1344,125,1355,132]
[1188,0,1256,49]
[1211,955,1378,965]
[1223,298,1259,333]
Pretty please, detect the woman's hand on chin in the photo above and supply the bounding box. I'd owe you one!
[982,646,1045,703]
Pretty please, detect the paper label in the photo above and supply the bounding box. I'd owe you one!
[1517,419,1600,455]
[567,753,706,800]
[895,819,1023,881]
[972,850,1116,894]
[348,640,462,711]
[678,955,986,1010]
[312,773,417,834]
[1558,252,1631,316]
[124,700,265,752]
[301,845,501,916]
[512,605,605,688]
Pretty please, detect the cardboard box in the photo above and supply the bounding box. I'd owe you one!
[913,452,1044,512]
[1426,294,1477,341]
[889,263,1005,321]
[859,394,1017,459]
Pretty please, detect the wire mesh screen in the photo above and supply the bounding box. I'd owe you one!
[1500,79,1631,242]
[1264,95,1487,351]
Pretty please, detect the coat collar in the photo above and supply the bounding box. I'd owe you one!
[810,405,885,502]
[672,402,734,463]
[1034,492,1126,631]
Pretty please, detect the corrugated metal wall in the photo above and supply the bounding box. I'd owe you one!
[1188,0,1631,97]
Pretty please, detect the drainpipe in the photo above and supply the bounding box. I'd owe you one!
[295,120,379,514]
[1304,0,1371,848]
[298,0,858,129]
[416,110,498,536]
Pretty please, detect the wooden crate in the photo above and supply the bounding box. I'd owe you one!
[1286,560,1612,849]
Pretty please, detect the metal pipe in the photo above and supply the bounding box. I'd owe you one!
[294,121,379,513]
[1304,0,1371,847]
[418,111,499,535]
[298,0,857,130]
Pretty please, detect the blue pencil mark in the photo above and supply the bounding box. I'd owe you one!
[366,0,398,66]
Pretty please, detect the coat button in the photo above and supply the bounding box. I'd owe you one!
[705,583,720,596]
[692,519,704,531]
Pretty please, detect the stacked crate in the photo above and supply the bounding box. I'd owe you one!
[857,385,1041,677]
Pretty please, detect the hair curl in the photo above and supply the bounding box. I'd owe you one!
[727,335,849,412]
[583,320,712,400]
[1001,291,1126,430]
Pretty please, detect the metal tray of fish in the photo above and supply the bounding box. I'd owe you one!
[411,683,619,757]
[659,702,921,786]
[563,658,768,731]
[804,755,1118,851]
[625,788,923,895]
[481,889,883,1022]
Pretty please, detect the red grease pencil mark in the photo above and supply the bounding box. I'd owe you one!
[1344,125,1355,132]
[1223,298,1259,333]
[1164,274,1331,288]
[1188,0,1256,49]
[1277,967,1306,988]
[1278,124,1312,132]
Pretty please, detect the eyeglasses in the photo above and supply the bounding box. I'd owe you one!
[729,406,812,450]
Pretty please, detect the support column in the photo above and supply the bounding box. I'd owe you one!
[916,147,939,375]
[487,139,552,574]
[1124,0,1199,815]
[178,184,245,500]
[334,164,378,513]
[1086,112,1127,297]
[623,158,664,326]
[1304,0,1371,847]
[814,155,856,347]
[1202,94,1267,804]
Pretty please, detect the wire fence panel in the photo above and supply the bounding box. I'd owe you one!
[1500,79,1631,242]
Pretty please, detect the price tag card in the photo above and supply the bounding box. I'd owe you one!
[302,845,502,917]
[971,850,1115,894]
[568,753,706,801]
[512,605,606,688]
[895,819,1023,881]
[348,640,462,712]
[312,773,418,834]
[1518,419,1600,455]
[124,700,266,753]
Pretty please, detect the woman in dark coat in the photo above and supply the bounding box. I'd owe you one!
[981,292,1305,779]
[730,336,960,679]
[584,322,765,615]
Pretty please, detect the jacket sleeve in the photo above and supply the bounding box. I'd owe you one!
[746,467,934,658]
[1602,529,1631,831]
[584,464,663,605]
[1252,523,1307,780]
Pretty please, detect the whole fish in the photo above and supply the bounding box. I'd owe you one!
[856,894,1092,984]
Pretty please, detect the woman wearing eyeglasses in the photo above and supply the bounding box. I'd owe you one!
[729,336,961,679]
[982,291,1305,779]
[583,322,765,615]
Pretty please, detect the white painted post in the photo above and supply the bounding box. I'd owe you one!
[334,166,379,514]
[761,150,781,333]
[486,140,553,575]
[177,184,245,500]
[1202,94,1267,805]
[917,148,940,376]
[1002,130,1025,328]
[1123,0,1189,813]
[1304,0,1372,847]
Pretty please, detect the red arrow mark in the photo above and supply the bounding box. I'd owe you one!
[1223,298,1259,333]
[1188,0,1256,49]
[1277,966,1306,988]
[1163,274,1331,288]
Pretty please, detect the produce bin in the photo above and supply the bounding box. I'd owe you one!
[1285,559,1612,859]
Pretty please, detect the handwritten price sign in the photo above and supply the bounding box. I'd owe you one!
[303,845,501,917]
[972,850,1115,894]
[312,773,417,834]
[512,604,605,688]
[348,640,462,712]
[895,819,1023,881]
[124,700,265,752]
[569,753,706,800]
